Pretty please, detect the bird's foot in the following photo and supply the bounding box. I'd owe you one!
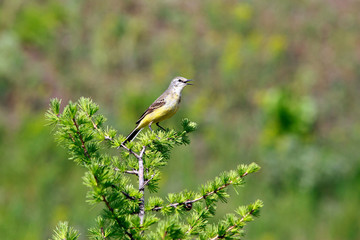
[156,122,166,131]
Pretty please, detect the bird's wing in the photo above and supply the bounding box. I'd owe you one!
[135,97,166,124]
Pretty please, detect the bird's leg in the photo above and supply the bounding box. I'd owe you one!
[149,123,160,139]
[156,122,166,131]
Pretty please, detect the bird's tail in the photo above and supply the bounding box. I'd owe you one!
[123,127,142,144]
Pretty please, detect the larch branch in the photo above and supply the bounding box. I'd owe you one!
[209,208,255,240]
[152,172,249,212]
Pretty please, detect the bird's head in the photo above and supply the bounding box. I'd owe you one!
[169,76,193,91]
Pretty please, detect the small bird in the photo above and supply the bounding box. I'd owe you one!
[123,76,193,143]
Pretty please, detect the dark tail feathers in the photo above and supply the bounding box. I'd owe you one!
[123,128,142,144]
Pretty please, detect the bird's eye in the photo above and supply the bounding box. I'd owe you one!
[178,79,185,83]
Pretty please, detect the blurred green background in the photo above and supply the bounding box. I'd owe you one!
[1,0,360,239]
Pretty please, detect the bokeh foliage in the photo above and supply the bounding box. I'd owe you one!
[0,0,360,239]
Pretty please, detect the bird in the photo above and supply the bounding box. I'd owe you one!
[123,76,193,143]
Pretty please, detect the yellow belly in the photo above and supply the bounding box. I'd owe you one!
[137,104,179,129]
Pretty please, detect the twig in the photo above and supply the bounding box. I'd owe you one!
[104,135,113,141]
[209,209,255,240]
[152,172,249,212]
[101,195,134,239]
[121,143,142,159]
[121,191,136,201]
[68,133,76,143]
[185,211,205,235]
[100,227,106,240]
[90,117,100,131]
[141,173,156,190]
[124,170,139,176]
[72,118,90,159]
[151,182,232,211]
[109,184,137,201]
[162,231,168,240]
[99,164,138,178]
[137,146,146,226]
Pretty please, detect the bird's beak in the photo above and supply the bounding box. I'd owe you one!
[186,79,193,85]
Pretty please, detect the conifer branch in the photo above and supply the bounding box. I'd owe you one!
[70,116,134,239]
[120,143,142,159]
[96,177,134,240]
[209,209,255,240]
[72,118,90,159]
[185,213,204,235]
[47,98,262,239]
[151,172,249,212]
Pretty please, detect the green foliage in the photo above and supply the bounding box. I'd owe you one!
[257,88,317,146]
[47,98,262,239]
[14,1,67,48]
[51,221,79,240]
